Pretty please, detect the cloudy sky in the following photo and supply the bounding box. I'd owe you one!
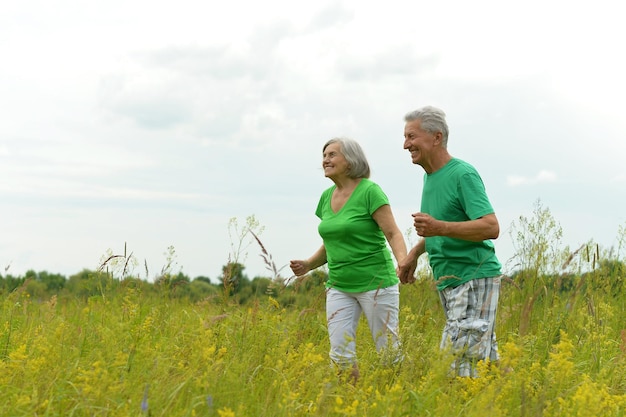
[2,0,624,282]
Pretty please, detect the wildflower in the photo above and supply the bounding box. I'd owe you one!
[15,394,31,407]
[217,407,235,417]
[268,296,280,309]
[9,344,28,363]
[546,330,575,384]
[217,347,228,358]
[141,384,149,413]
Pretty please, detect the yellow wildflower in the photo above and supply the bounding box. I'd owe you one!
[217,407,235,417]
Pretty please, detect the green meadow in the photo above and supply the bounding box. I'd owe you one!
[2,203,626,416]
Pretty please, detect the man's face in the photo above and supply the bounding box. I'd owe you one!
[403,119,438,167]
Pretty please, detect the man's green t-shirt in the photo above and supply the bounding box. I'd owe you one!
[316,179,399,292]
[421,158,502,290]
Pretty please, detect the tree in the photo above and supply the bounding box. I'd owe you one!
[37,271,66,292]
[66,269,114,298]
[220,262,249,294]
[193,276,213,285]
[0,274,25,293]
[187,279,219,302]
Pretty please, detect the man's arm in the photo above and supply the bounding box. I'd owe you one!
[413,212,499,242]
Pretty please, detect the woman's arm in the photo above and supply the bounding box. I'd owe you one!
[289,245,327,277]
[372,204,408,264]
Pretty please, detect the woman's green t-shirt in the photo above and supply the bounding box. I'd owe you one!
[316,179,399,292]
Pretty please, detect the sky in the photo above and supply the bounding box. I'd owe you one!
[2,0,625,282]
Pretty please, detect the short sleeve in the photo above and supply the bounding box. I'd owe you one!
[458,171,494,220]
[365,182,390,215]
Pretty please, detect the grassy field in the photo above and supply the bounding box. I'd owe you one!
[2,208,626,416]
[2,261,626,417]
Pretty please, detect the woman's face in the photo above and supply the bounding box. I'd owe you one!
[322,142,349,179]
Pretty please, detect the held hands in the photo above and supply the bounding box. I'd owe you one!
[396,238,425,285]
[396,253,417,284]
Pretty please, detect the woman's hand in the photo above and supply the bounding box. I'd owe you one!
[289,260,310,277]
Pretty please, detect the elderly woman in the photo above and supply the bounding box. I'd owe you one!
[290,137,407,382]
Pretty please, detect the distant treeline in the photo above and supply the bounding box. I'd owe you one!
[0,262,330,308]
[3,257,626,310]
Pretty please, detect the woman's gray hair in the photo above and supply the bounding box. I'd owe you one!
[404,106,449,148]
[323,137,371,179]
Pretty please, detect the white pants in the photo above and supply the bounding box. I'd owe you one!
[326,284,401,367]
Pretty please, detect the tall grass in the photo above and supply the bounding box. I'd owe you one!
[3,272,626,416]
[2,206,626,416]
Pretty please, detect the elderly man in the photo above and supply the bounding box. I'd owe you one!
[397,105,503,377]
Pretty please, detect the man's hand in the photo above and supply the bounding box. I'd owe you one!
[413,212,444,237]
[397,252,418,284]
[397,240,426,284]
